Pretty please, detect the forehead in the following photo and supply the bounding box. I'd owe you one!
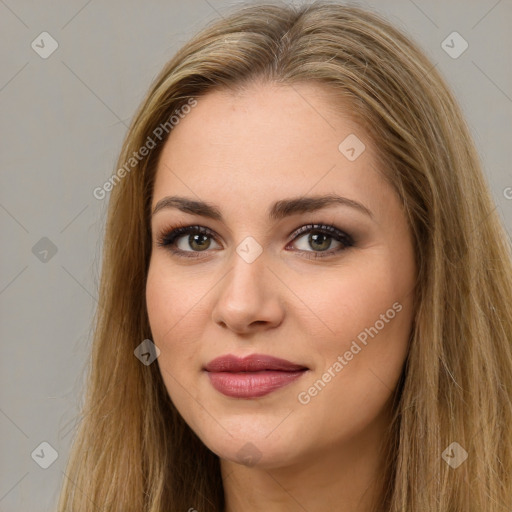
[152,82,386,218]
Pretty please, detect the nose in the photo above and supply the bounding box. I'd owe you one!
[211,248,284,335]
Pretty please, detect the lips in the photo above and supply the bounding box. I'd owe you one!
[203,354,308,373]
[203,354,309,398]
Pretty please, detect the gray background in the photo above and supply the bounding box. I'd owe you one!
[0,0,511,510]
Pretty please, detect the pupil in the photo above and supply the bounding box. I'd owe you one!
[190,233,210,251]
[310,232,331,251]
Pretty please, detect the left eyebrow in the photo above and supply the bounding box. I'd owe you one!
[151,193,374,221]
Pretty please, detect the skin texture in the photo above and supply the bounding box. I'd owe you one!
[146,82,417,512]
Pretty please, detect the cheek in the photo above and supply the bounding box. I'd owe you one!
[294,258,406,340]
[145,259,207,378]
[294,257,412,400]
[146,256,209,336]
[145,259,215,437]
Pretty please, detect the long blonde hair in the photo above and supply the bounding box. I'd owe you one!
[57,1,512,510]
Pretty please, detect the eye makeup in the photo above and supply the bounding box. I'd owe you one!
[154,221,355,260]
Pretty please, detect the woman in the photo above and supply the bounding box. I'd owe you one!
[57,1,512,511]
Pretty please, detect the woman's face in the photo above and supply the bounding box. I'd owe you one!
[146,82,416,469]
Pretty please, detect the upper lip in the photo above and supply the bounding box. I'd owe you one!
[204,354,308,372]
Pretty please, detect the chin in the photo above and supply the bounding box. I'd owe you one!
[195,423,301,469]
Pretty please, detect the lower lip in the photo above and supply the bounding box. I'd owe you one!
[206,370,307,398]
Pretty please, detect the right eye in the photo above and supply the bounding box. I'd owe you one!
[156,225,221,258]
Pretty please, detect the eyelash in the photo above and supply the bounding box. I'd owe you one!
[155,222,355,260]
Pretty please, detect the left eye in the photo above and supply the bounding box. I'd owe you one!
[292,230,342,252]
[287,223,354,258]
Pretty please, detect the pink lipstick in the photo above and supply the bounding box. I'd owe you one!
[204,354,308,398]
